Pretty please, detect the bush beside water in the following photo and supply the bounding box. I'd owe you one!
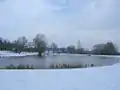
[50,63,95,69]
[5,64,34,69]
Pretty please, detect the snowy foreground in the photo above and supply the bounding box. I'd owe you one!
[0,51,38,57]
[0,64,120,90]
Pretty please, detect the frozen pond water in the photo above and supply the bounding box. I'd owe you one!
[0,54,119,69]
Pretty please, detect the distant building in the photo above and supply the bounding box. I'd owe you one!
[24,42,35,48]
[77,40,81,49]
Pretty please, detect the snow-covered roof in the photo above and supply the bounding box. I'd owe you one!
[0,63,120,90]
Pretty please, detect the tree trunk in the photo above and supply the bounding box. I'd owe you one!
[38,52,42,57]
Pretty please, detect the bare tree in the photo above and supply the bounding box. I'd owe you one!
[33,33,47,56]
[15,36,27,46]
[51,43,58,54]
[15,36,27,53]
[92,42,118,55]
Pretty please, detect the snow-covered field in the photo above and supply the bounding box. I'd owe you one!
[0,64,120,90]
[0,51,38,57]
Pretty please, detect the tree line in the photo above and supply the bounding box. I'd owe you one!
[61,42,119,55]
[0,34,47,56]
[0,33,119,56]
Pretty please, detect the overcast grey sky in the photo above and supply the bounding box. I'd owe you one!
[0,0,119,49]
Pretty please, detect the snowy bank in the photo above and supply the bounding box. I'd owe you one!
[59,53,120,58]
[0,51,120,58]
[0,51,38,57]
[0,64,120,90]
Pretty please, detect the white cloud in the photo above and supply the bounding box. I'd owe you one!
[65,0,120,30]
[0,0,120,48]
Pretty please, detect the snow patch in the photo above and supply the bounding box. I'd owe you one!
[0,51,38,57]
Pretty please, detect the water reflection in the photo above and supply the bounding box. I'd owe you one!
[0,54,119,69]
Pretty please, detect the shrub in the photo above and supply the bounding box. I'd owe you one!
[5,64,34,69]
[49,63,95,69]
